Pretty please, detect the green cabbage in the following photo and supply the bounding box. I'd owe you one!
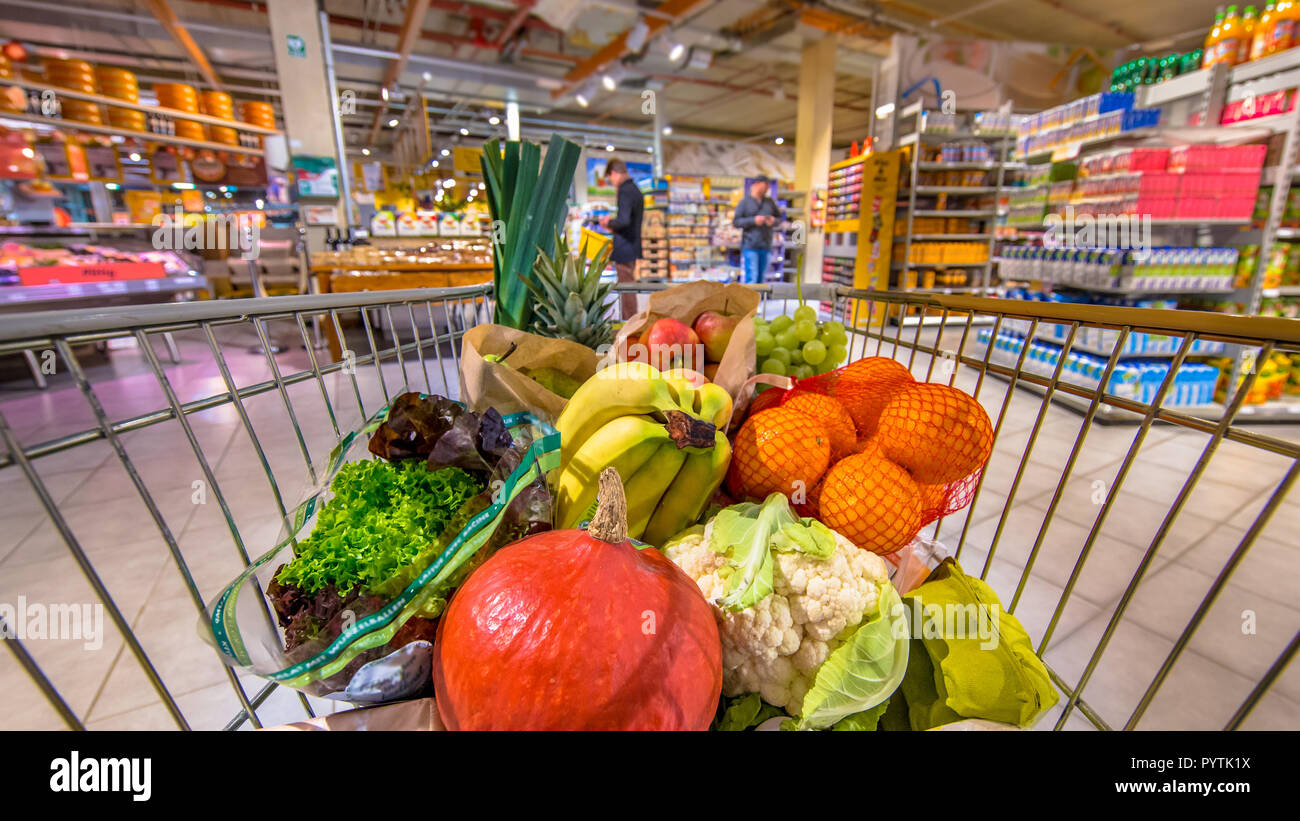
[796,582,910,730]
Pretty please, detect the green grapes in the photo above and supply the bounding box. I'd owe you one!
[802,339,827,365]
[769,315,794,334]
[769,347,792,365]
[775,329,800,350]
[755,331,775,358]
[760,358,787,376]
[793,305,818,324]
[793,319,818,343]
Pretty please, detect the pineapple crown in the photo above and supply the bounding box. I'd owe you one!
[523,229,616,351]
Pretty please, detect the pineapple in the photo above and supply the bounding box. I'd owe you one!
[524,230,615,351]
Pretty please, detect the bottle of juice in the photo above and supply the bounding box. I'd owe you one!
[1204,7,1226,67]
[1219,6,1243,67]
[1252,2,1275,59]
[1239,6,1259,62]
[1267,0,1296,54]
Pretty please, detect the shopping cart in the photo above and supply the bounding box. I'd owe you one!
[0,281,1296,731]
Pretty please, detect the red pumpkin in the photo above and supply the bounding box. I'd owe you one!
[433,468,722,730]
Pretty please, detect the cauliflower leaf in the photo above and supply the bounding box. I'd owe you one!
[708,493,836,612]
[795,582,910,730]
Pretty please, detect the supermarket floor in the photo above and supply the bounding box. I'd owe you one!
[1,312,1297,731]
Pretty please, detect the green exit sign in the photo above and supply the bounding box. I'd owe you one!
[286,34,306,58]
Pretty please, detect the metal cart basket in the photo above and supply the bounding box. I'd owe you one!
[1,282,1296,731]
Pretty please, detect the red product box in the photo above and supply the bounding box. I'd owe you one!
[1136,196,1177,218]
[1139,172,1181,196]
[17,262,167,287]
[1174,197,1219,219]
[1129,148,1170,172]
[1216,196,1257,219]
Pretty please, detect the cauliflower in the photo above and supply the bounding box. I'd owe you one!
[665,517,891,714]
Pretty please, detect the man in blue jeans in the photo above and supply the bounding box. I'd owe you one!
[733,176,784,284]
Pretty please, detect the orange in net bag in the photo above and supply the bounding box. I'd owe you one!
[817,451,924,555]
[744,356,994,540]
[727,406,831,502]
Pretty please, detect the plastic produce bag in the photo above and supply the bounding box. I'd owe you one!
[201,393,560,703]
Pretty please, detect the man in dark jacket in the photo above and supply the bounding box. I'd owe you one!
[598,159,643,319]
[733,176,785,284]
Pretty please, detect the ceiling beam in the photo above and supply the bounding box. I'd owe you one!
[553,0,713,98]
[142,0,223,90]
[367,0,432,144]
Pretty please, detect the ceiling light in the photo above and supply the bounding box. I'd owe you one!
[381,87,390,101]
[646,146,653,153]
[172,182,195,190]
[477,181,485,189]
[662,125,672,135]
[443,178,456,188]
[575,92,590,108]
[440,148,450,156]
[774,136,784,145]
[460,127,470,136]
[223,192,232,198]
[488,115,500,125]
[255,198,264,209]
[205,191,216,199]
[605,144,615,152]
[20,147,34,159]
[128,152,141,162]
[602,74,617,92]
[361,148,370,156]
[387,118,399,127]
[422,71,432,83]
[875,102,895,120]
[105,183,119,190]
[626,18,650,52]
[668,42,686,62]
[432,160,440,167]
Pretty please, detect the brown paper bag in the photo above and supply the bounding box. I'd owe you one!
[459,324,599,424]
[602,281,759,407]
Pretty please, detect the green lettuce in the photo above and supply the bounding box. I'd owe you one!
[795,582,910,730]
[714,693,788,731]
[708,493,836,611]
[275,459,483,596]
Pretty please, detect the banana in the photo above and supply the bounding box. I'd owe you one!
[642,431,732,548]
[693,383,734,430]
[556,364,684,469]
[622,440,689,541]
[555,415,669,529]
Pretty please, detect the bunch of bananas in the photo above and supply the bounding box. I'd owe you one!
[554,362,732,546]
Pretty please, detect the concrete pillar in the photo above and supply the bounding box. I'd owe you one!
[794,35,836,284]
[266,0,346,252]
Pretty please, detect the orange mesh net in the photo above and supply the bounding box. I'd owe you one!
[752,356,993,554]
[726,406,831,503]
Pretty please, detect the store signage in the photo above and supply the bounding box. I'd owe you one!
[190,152,227,184]
[150,149,182,185]
[302,204,339,225]
[84,145,121,182]
[222,155,269,188]
[291,155,339,197]
[286,35,307,58]
[35,142,86,181]
[17,262,166,287]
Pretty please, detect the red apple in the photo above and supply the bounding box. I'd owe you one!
[642,317,701,371]
[693,310,739,363]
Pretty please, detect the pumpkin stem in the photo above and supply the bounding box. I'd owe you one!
[589,467,629,544]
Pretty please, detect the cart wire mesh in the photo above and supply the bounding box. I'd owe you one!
[0,281,1296,731]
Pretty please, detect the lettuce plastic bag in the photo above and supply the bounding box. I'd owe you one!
[201,393,560,703]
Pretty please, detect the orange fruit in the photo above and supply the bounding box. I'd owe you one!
[918,482,949,514]
[727,407,831,502]
[783,392,856,460]
[876,383,993,485]
[826,357,914,437]
[817,452,923,555]
[853,435,883,458]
